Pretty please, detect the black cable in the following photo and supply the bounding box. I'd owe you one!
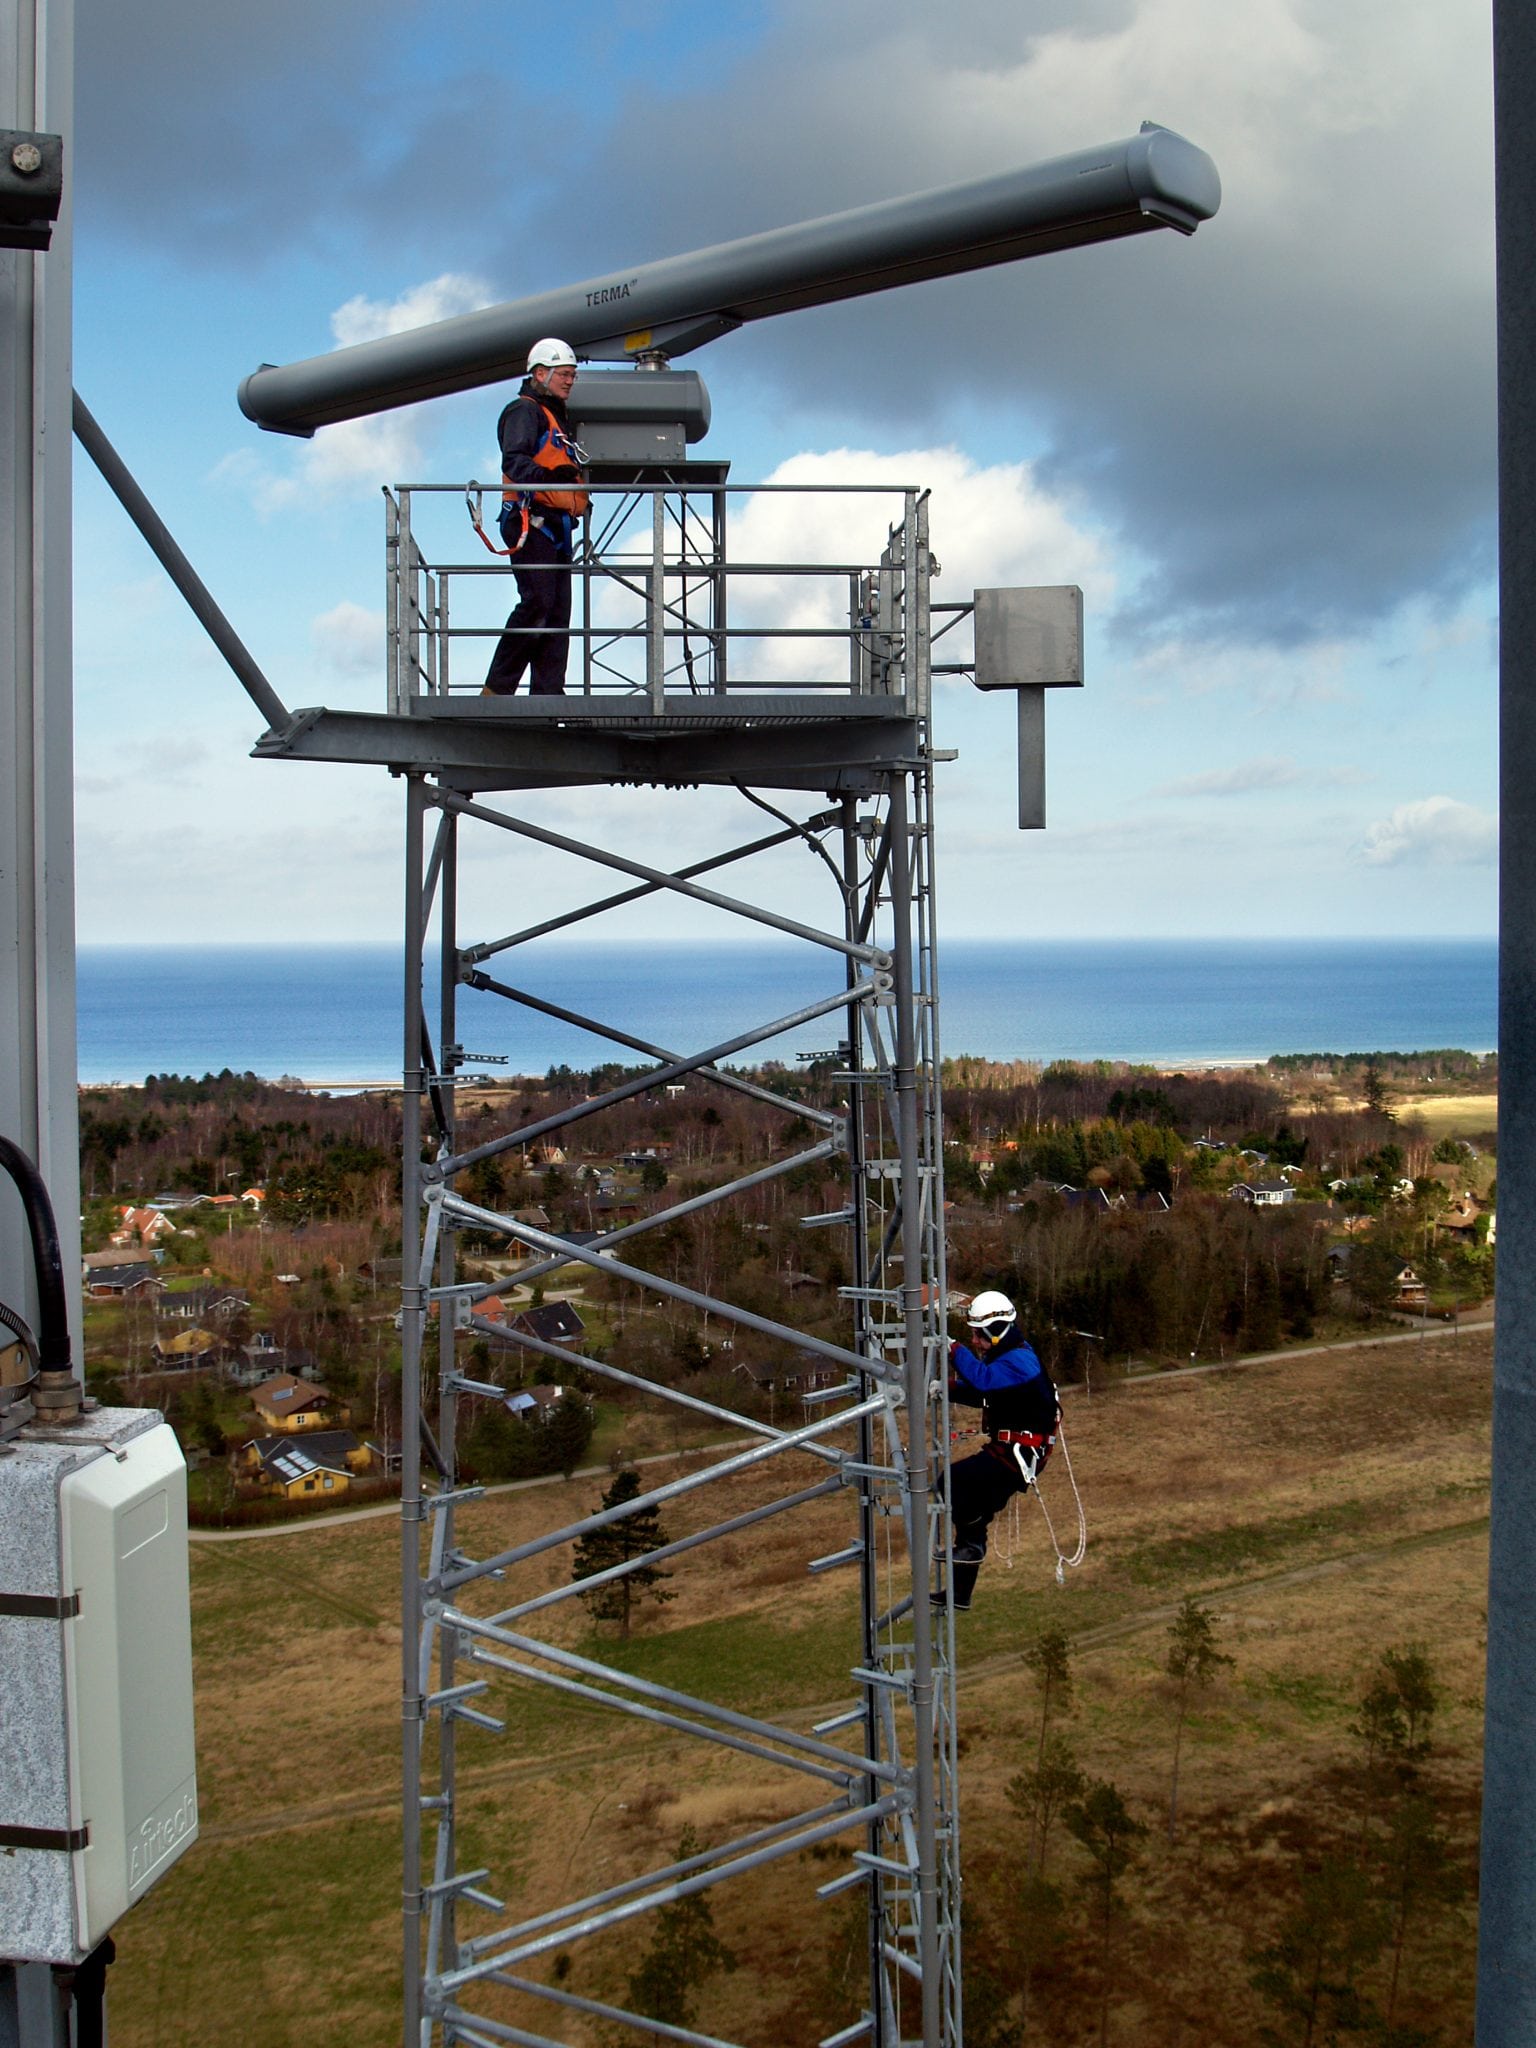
[0,1295,39,1379]
[0,1134,71,1376]
[731,785,845,895]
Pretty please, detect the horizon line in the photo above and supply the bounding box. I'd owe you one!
[73,931,1500,950]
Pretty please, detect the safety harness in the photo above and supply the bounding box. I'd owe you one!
[502,401,590,520]
[984,1419,1087,1585]
[467,400,590,557]
[466,482,525,557]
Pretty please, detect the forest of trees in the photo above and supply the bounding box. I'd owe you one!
[79,1049,1496,1452]
[970,1622,1472,2044]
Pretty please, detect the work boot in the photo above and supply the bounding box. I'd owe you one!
[950,1557,983,1611]
[931,1580,972,1614]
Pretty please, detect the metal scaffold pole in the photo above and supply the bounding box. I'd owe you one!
[840,796,892,2047]
[401,773,429,2047]
[1,0,78,1417]
[889,775,943,2046]
[376,471,961,2045]
[1482,8,1536,2039]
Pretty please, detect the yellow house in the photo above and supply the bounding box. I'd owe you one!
[243,1430,374,1499]
[250,1371,350,1432]
[151,1326,220,1367]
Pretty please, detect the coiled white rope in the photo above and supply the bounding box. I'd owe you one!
[1031,1423,1088,1585]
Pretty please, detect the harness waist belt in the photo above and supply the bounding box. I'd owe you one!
[992,1429,1051,1447]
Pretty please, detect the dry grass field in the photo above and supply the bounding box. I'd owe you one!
[109,1328,1492,2044]
[1400,1092,1499,1143]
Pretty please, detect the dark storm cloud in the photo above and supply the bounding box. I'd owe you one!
[72,0,552,264]
[507,0,1495,651]
[73,0,1495,649]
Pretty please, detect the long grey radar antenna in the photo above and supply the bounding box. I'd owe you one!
[238,123,1218,435]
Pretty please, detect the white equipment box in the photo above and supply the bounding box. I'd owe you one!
[0,1410,198,1963]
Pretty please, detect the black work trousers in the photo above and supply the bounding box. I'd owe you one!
[945,1442,1040,1605]
[484,525,574,696]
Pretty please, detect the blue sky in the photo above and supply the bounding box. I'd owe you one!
[68,0,1496,943]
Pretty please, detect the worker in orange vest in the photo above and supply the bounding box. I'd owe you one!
[483,338,590,698]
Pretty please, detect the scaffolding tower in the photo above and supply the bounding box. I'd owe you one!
[315,471,963,2045]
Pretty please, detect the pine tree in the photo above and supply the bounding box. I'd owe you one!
[1064,1779,1147,2048]
[1379,1794,1465,2028]
[1006,1735,1086,1880]
[1249,1858,1387,2048]
[1165,1596,1233,1842]
[1001,1742,1083,2033]
[543,1389,595,1480]
[1024,1626,1074,1768]
[625,1829,737,2027]
[1380,1646,1438,1759]
[1351,1643,1440,1841]
[571,1468,674,1640]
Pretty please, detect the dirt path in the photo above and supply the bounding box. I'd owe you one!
[196,1507,1490,1846]
[189,1316,1495,1546]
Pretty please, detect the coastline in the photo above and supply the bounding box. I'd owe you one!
[74,1048,1501,1093]
[73,936,1499,1086]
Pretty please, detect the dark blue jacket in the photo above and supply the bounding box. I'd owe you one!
[497,381,583,548]
[950,1326,1059,1441]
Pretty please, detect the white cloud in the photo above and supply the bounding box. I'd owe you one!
[217,273,497,511]
[312,600,385,675]
[328,274,494,347]
[1359,795,1497,867]
[1155,755,1301,798]
[721,446,1109,683]
[1152,755,1370,798]
[76,733,212,799]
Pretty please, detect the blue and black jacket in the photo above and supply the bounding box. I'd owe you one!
[950,1325,1059,1444]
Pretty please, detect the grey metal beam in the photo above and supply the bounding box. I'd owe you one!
[1,0,79,1410]
[463,807,840,958]
[440,1795,902,1989]
[238,127,1218,432]
[475,1802,866,1957]
[887,779,943,2045]
[252,703,918,791]
[441,793,888,966]
[487,1972,746,2048]
[458,970,842,1129]
[435,981,866,1173]
[479,1477,843,1626]
[401,779,429,2047]
[439,1191,891,1382]
[434,1391,885,1591]
[460,1643,866,1789]
[1481,8,1536,2042]
[456,1135,842,1299]
[71,395,289,732]
[463,1323,845,1472]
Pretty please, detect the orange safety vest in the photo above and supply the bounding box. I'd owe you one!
[502,401,590,520]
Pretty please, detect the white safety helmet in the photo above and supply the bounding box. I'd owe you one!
[527,337,578,372]
[966,1290,1016,1338]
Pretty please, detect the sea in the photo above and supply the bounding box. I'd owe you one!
[73,938,1498,1088]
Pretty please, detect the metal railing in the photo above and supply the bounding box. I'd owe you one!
[385,481,933,718]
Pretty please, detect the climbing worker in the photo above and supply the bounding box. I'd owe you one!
[937,1290,1060,1612]
[482,338,590,698]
